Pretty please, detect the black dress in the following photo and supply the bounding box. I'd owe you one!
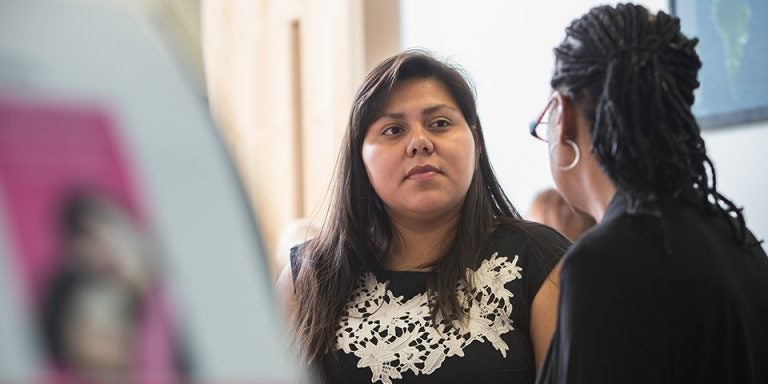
[291,223,568,384]
[537,193,768,384]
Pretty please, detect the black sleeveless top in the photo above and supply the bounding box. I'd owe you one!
[291,223,568,384]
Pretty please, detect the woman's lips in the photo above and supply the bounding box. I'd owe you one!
[405,164,441,180]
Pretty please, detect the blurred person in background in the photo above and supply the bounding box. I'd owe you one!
[277,50,570,383]
[40,192,182,384]
[272,218,320,279]
[529,4,768,383]
[527,188,595,241]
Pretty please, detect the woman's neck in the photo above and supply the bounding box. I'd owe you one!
[583,166,617,222]
[385,211,461,271]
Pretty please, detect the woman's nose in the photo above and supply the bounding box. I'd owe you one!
[406,127,435,156]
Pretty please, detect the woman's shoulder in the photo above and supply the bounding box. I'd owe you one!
[482,220,569,283]
[559,216,652,283]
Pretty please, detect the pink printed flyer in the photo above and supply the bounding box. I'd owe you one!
[0,95,183,383]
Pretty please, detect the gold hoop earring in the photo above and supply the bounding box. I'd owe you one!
[552,139,580,171]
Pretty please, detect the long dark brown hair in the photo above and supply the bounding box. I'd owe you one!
[551,3,751,245]
[292,50,527,377]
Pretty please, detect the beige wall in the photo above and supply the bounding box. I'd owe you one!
[363,0,400,72]
[201,0,399,275]
[156,0,205,87]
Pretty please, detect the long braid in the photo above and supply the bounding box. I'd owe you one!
[552,3,751,245]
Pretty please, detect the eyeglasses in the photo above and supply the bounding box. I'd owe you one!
[529,96,556,142]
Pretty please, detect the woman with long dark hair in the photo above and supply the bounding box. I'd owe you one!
[532,4,768,383]
[277,50,569,383]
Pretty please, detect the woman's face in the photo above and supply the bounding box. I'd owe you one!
[362,78,476,223]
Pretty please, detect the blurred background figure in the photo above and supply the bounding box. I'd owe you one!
[41,193,173,384]
[272,218,320,278]
[527,188,595,241]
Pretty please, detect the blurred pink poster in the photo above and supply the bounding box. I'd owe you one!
[0,96,143,302]
[0,95,181,383]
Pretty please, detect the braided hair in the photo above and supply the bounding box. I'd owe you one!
[551,3,750,245]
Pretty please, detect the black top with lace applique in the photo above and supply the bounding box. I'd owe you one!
[291,223,568,384]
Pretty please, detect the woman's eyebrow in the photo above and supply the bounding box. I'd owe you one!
[421,104,459,116]
[379,104,459,120]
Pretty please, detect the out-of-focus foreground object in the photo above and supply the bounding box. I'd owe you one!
[0,0,295,383]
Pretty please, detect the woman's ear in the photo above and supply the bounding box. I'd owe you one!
[471,124,483,163]
[552,92,578,142]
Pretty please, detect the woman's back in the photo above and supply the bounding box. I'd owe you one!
[543,194,768,383]
[535,4,768,383]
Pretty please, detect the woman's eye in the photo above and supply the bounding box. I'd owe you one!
[430,119,451,129]
[382,125,404,136]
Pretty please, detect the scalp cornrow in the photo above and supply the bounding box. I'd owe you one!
[552,3,749,245]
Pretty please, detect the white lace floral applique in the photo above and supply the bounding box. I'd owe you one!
[335,252,522,384]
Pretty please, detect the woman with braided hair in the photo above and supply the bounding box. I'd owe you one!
[532,4,768,383]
